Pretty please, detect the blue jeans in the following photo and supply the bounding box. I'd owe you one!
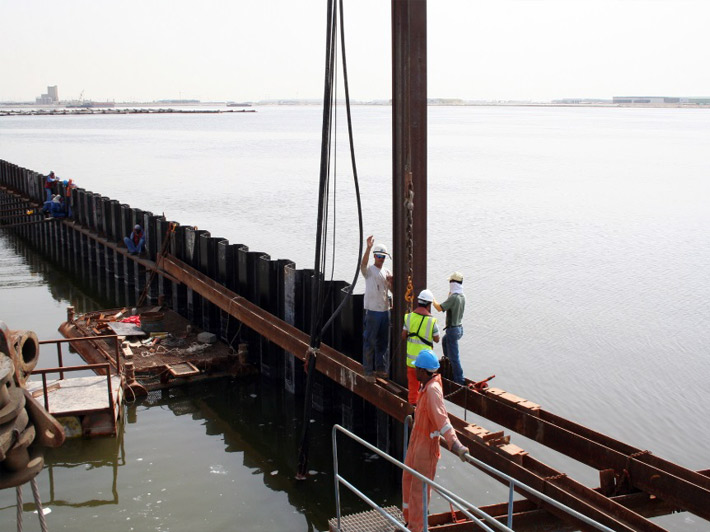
[124,236,145,254]
[363,310,390,375]
[442,325,464,384]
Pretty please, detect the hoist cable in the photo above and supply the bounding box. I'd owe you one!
[319,0,364,337]
[298,0,338,480]
[297,0,365,480]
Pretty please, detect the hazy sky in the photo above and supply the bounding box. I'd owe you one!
[2,0,709,102]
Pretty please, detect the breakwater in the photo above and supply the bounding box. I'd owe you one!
[0,158,389,446]
[0,108,255,117]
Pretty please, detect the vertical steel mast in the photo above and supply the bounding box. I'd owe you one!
[391,0,427,387]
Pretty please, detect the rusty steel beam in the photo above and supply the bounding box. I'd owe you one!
[429,491,679,531]
[442,380,710,521]
[391,0,428,388]
[449,416,668,532]
[69,222,182,285]
[0,218,56,230]
[161,254,413,422]
[0,206,32,215]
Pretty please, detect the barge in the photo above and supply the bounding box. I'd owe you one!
[58,305,255,396]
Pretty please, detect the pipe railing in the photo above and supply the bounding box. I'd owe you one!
[332,423,615,531]
[39,334,123,380]
[333,424,505,532]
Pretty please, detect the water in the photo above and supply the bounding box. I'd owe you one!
[1,105,710,530]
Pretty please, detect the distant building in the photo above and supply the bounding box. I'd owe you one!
[614,96,685,104]
[35,85,59,105]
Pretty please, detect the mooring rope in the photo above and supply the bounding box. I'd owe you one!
[30,478,48,532]
[16,485,23,532]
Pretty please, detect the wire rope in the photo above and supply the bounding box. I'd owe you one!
[298,0,365,479]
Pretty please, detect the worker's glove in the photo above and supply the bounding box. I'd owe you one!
[453,442,468,462]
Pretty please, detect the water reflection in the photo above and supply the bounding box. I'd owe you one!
[0,232,109,314]
[44,415,126,508]
[137,378,402,531]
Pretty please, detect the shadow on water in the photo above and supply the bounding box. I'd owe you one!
[42,419,126,509]
[139,377,403,530]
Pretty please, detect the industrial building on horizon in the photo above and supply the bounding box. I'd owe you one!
[35,85,58,105]
[612,95,710,104]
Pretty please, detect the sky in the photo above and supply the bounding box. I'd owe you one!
[2,0,709,103]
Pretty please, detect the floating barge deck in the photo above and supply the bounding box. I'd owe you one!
[26,372,122,438]
[58,306,255,394]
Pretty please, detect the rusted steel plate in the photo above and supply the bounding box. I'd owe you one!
[449,416,666,532]
[429,491,679,531]
[443,380,710,522]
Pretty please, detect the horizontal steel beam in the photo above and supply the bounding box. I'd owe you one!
[161,254,413,421]
[442,380,710,521]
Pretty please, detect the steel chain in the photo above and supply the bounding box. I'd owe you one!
[404,181,415,312]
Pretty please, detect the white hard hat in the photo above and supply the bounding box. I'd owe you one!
[417,289,434,303]
[372,244,389,256]
[449,271,464,283]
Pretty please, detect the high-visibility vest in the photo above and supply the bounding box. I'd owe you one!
[404,312,436,368]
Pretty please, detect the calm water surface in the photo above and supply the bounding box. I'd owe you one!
[1,105,709,530]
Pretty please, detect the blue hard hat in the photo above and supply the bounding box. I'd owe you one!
[414,349,439,371]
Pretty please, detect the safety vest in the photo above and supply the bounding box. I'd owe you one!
[404,312,436,368]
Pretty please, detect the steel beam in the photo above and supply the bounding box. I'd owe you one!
[442,381,710,521]
[161,254,413,421]
[392,0,428,387]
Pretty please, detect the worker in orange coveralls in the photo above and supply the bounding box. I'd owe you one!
[402,349,468,532]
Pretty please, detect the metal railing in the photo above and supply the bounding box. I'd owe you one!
[332,423,615,532]
[38,334,123,379]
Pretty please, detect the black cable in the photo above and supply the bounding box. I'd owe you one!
[319,0,364,336]
[298,0,338,480]
[297,0,366,480]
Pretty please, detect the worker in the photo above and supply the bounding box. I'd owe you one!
[44,171,56,202]
[402,289,440,404]
[63,179,77,218]
[124,224,145,255]
[402,349,468,532]
[49,195,67,218]
[433,271,466,385]
[360,235,393,382]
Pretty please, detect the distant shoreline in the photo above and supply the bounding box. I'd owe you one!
[0,107,256,117]
[1,101,708,117]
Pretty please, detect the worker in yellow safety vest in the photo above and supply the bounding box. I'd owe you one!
[401,289,440,405]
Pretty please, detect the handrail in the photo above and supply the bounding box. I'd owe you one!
[332,424,504,532]
[458,450,615,531]
[332,424,615,532]
[39,334,123,378]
